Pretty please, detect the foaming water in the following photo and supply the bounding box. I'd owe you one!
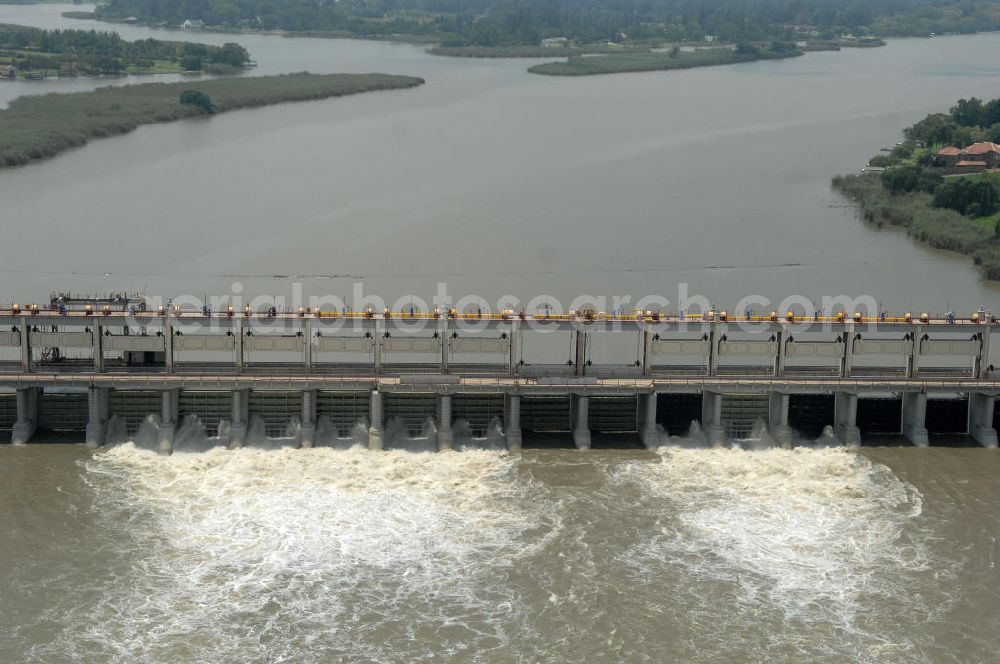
[453,418,506,451]
[173,414,227,452]
[614,444,947,662]
[384,416,438,451]
[314,415,369,448]
[5,439,978,663]
[54,445,537,663]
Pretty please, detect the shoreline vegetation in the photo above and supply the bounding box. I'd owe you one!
[833,97,1000,280]
[429,36,886,59]
[70,0,1000,54]
[0,72,424,169]
[0,24,252,77]
[527,42,803,76]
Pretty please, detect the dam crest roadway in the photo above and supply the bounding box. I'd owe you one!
[2,298,999,452]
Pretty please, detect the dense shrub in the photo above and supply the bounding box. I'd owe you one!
[880,165,942,195]
[932,179,999,217]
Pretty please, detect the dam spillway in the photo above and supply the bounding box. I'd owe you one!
[1,301,999,450]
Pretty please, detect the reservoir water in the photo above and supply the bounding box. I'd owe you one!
[1,5,1000,663]
[3,5,1000,313]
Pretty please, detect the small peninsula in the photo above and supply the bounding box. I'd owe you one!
[0,73,424,169]
[833,97,1000,280]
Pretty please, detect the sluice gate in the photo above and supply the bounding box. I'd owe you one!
[720,394,769,439]
[316,391,369,438]
[248,391,303,438]
[0,393,17,432]
[452,393,504,438]
[656,393,702,437]
[384,393,437,437]
[178,390,232,437]
[926,397,969,435]
[520,396,574,448]
[2,301,1000,449]
[37,392,88,433]
[788,394,836,439]
[109,390,161,436]
[857,397,903,436]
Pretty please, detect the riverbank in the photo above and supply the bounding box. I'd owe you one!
[833,93,1000,280]
[527,45,803,77]
[0,72,423,169]
[833,173,1000,279]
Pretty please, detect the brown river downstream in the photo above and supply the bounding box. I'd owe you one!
[1,444,998,663]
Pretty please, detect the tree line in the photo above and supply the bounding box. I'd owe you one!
[0,24,249,75]
[904,97,1000,149]
[92,0,1000,47]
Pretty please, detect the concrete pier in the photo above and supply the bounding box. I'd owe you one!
[300,389,317,448]
[11,387,38,444]
[640,393,659,449]
[85,386,109,449]
[158,389,178,455]
[437,394,453,451]
[229,388,248,449]
[768,392,792,446]
[903,392,930,447]
[834,392,861,446]
[368,390,384,451]
[701,391,725,445]
[573,394,591,450]
[969,393,998,448]
[505,394,522,451]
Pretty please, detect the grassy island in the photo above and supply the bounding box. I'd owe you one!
[428,44,635,58]
[528,43,803,77]
[0,72,424,169]
[833,96,1000,280]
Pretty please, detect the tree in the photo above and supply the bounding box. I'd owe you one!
[180,55,202,71]
[933,179,999,217]
[982,99,1000,127]
[950,97,984,127]
[210,42,249,68]
[881,165,942,195]
[987,123,1000,144]
[904,113,963,147]
[179,89,215,113]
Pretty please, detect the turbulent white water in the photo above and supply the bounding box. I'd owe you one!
[55,446,543,663]
[8,442,963,663]
[614,446,950,663]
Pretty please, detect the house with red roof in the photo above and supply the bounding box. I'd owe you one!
[962,142,1000,168]
[935,142,1000,172]
[935,146,962,167]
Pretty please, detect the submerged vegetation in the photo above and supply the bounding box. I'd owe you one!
[0,73,424,169]
[834,96,1000,280]
[528,42,802,76]
[0,24,250,76]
